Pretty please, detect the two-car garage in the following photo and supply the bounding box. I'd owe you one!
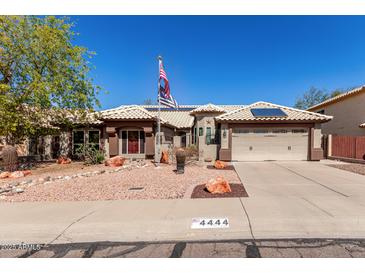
[231,127,309,161]
[216,101,331,162]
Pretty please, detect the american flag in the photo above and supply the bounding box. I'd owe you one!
[158,59,178,108]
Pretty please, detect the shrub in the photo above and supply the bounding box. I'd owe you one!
[184,144,198,159]
[75,144,105,165]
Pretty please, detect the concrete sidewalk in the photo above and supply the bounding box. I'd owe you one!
[0,198,252,245]
[2,195,365,245]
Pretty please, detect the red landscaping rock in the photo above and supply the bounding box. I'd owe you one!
[160,151,169,164]
[56,156,72,164]
[214,160,227,169]
[0,171,11,179]
[105,156,125,167]
[205,176,232,194]
[22,170,32,176]
[8,171,25,179]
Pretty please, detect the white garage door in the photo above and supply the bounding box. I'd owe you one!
[232,127,309,161]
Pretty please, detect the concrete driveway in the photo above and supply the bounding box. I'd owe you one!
[234,161,365,238]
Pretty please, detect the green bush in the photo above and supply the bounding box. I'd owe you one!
[75,144,105,165]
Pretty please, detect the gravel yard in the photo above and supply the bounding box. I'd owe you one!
[327,163,365,176]
[0,161,241,202]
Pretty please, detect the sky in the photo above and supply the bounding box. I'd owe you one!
[71,16,365,110]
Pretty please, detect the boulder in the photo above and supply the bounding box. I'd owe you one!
[214,160,227,169]
[0,172,11,179]
[105,156,125,167]
[205,176,232,194]
[56,156,71,164]
[160,151,169,164]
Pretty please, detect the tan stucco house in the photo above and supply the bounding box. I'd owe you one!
[307,85,365,136]
[18,101,332,162]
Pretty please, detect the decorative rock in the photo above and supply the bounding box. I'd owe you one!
[44,176,51,182]
[0,188,11,194]
[214,160,227,169]
[9,181,20,187]
[22,170,32,176]
[14,188,24,193]
[8,171,25,179]
[205,176,232,194]
[64,176,71,180]
[105,156,125,167]
[0,171,11,179]
[160,151,169,164]
[56,156,72,164]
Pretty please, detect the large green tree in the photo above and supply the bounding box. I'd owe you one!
[0,16,101,144]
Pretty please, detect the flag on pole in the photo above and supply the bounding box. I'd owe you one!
[158,59,178,108]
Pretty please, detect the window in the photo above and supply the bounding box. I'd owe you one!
[199,127,203,136]
[88,130,100,150]
[253,129,269,134]
[139,131,145,153]
[272,129,288,134]
[292,129,307,134]
[73,130,85,154]
[193,127,197,144]
[233,128,249,134]
[206,127,212,145]
[121,131,127,154]
[181,135,187,147]
[317,109,325,114]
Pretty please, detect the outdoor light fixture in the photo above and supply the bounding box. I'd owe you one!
[223,129,227,138]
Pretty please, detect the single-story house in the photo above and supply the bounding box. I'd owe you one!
[19,101,332,162]
[307,85,365,136]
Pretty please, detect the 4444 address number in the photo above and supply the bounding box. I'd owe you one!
[191,218,229,229]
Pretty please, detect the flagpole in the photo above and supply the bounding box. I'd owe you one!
[157,55,162,165]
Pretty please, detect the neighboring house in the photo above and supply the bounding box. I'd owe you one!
[307,86,365,136]
[17,101,332,162]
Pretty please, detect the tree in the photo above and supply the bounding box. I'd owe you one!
[294,87,345,110]
[0,16,101,144]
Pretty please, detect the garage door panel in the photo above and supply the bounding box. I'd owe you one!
[232,128,308,161]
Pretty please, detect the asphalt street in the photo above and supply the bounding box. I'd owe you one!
[2,239,365,258]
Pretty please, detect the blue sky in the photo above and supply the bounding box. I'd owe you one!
[72,16,365,110]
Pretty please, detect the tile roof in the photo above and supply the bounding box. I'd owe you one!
[216,101,333,122]
[307,85,365,111]
[189,103,226,114]
[104,104,244,129]
[99,105,175,126]
[148,109,194,129]
[100,105,157,121]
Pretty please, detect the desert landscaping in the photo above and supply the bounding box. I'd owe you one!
[0,156,244,202]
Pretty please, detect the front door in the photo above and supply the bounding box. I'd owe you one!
[128,131,139,154]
